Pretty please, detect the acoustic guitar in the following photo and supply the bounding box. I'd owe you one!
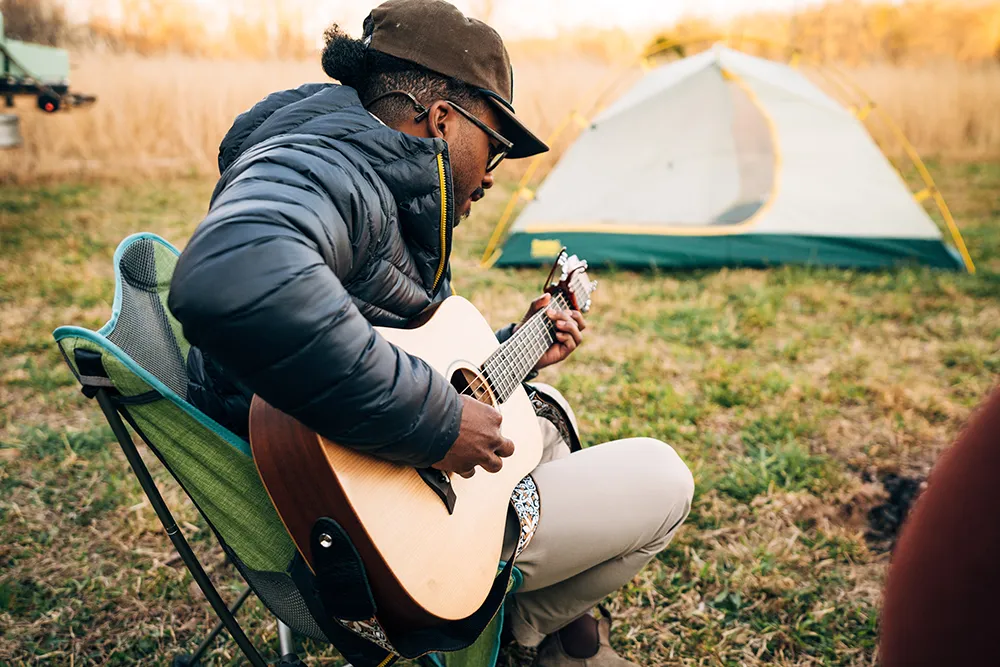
[249,251,596,633]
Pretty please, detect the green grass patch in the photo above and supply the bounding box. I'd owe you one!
[711,414,839,502]
[2,424,114,462]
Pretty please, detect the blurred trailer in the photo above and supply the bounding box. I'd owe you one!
[0,10,95,148]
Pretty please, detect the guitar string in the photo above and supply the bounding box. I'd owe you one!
[459,289,577,402]
[469,318,526,401]
[470,292,571,402]
[492,301,550,399]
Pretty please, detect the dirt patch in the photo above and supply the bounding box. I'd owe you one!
[865,472,928,553]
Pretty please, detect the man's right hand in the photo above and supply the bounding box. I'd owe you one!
[433,395,515,478]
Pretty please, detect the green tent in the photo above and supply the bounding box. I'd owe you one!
[493,46,970,272]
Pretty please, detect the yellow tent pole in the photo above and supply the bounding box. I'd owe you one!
[819,63,976,274]
[481,247,503,269]
[641,33,792,61]
[478,112,576,266]
[482,34,747,268]
[582,67,644,120]
[808,66,853,102]
[484,33,768,268]
[482,31,974,273]
[478,63,640,266]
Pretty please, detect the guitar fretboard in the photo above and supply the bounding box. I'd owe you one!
[480,293,572,402]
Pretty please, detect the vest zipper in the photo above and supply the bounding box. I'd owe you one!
[432,152,449,292]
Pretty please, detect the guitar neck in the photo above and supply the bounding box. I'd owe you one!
[481,293,572,402]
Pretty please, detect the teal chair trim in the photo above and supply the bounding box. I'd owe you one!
[53,233,251,457]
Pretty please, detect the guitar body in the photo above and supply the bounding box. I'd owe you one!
[249,296,543,630]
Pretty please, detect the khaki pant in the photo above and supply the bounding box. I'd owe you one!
[502,384,695,647]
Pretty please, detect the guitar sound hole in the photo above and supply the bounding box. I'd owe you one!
[450,367,495,406]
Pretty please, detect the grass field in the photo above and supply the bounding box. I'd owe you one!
[1,158,999,666]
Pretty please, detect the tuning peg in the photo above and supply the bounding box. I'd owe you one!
[543,249,568,291]
[590,280,599,292]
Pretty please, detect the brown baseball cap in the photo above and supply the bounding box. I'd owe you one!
[363,0,548,159]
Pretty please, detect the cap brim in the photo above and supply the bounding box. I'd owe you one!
[484,97,549,160]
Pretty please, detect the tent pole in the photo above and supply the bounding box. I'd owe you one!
[819,62,976,274]
[481,32,973,274]
[479,64,642,267]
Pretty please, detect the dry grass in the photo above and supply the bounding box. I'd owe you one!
[4,51,1000,181]
[1,159,999,665]
[4,55,322,179]
[833,62,1000,159]
[1,51,621,181]
[3,8,1000,664]
[717,0,1000,65]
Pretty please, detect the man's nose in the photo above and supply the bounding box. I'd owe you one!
[481,172,494,191]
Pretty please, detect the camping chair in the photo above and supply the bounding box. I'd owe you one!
[53,233,515,667]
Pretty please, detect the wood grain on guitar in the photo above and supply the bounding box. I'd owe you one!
[249,251,597,632]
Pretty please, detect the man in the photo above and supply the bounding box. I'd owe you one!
[168,1,694,665]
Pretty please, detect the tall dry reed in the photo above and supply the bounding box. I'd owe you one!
[3,55,321,179]
[2,52,998,182]
[847,62,1000,159]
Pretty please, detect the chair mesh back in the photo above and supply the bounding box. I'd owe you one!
[107,237,189,397]
[101,236,332,644]
[228,552,329,642]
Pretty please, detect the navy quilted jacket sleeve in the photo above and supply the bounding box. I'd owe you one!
[167,85,463,469]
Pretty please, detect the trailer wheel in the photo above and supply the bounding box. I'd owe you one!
[38,92,61,113]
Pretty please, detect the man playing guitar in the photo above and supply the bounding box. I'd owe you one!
[168,2,694,664]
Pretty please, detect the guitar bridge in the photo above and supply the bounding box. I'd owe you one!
[417,468,457,514]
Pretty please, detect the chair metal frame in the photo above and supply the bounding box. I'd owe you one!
[94,387,308,666]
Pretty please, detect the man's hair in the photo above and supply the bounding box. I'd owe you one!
[321,24,485,125]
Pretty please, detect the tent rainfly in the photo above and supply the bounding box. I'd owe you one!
[492,46,968,271]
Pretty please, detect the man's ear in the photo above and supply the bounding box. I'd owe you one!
[425,101,454,141]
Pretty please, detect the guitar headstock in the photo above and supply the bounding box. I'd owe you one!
[543,248,598,312]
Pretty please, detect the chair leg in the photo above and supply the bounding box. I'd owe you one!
[95,390,268,667]
[277,621,306,665]
[279,621,295,656]
[174,586,254,666]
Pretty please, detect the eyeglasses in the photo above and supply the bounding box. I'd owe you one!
[367,89,513,172]
[445,100,512,172]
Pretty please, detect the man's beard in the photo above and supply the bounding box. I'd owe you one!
[459,186,485,222]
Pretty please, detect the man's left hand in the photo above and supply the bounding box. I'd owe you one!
[515,293,587,371]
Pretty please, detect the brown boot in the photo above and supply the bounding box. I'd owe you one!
[534,608,638,666]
